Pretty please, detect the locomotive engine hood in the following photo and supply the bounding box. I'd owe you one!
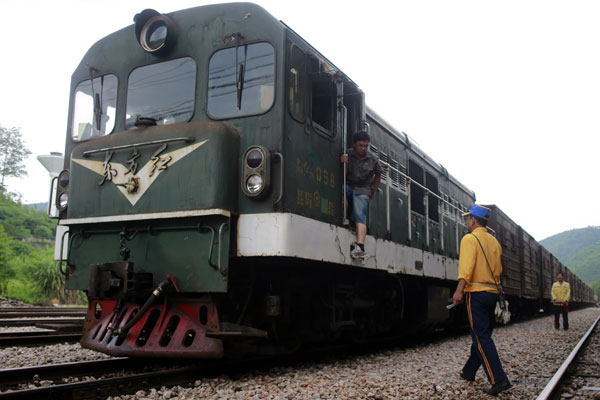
[66,122,239,220]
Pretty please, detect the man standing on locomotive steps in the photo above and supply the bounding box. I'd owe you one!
[340,131,382,259]
[452,204,511,396]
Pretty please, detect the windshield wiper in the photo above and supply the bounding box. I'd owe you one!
[235,34,247,110]
[134,115,158,127]
[88,66,103,131]
[236,63,245,109]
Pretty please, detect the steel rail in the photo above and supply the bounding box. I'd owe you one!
[0,311,85,318]
[0,307,85,313]
[0,357,269,400]
[0,333,81,347]
[535,313,600,400]
[0,318,84,327]
[0,358,132,387]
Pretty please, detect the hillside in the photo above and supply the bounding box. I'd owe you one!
[565,241,600,285]
[540,226,600,264]
[25,202,49,213]
[540,226,600,287]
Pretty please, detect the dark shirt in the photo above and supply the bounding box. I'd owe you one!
[347,150,382,195]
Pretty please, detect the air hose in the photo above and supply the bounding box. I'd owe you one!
[116,279,172,339]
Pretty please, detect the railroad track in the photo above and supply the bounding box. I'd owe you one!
[0,354,289,400]
[536,313,600,399]
[0,307,87,318]
[0,307,85,347]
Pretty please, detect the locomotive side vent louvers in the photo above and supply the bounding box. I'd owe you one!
[369,144,378,157]
[391,159,400,188]
[398,164,408,191]
[380,152,388,182]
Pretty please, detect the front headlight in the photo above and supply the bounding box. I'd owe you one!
[58,192,69,210]
[56,169,70,213]
[241,146,271,199]
[246,174,264,194]
[246,148,264,169]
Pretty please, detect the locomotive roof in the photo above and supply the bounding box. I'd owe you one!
[366,106,476,199]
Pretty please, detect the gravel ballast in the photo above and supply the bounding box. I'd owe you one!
[1,300,598,399]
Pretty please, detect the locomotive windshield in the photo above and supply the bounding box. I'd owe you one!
[71,74,117,141]
[207,42,275,119]
[126,57,197,129]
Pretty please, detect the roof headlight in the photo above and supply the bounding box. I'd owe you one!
[141,17,168,52]
[134,9,178,56]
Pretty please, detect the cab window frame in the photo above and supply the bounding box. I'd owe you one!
[125,56,197,130]
[70,73,118,142]
[207,40,277,120]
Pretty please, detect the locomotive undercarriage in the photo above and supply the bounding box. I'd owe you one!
[81,259,460,358]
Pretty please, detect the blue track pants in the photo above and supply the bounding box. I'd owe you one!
[462,291,508,385]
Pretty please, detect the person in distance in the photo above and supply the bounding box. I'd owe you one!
[551,272,570,330]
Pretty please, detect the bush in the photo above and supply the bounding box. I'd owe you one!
[33,225,53,240]
[4,280,46,304]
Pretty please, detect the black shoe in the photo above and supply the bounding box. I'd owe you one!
[460,371,475,382]
[483,379,511,396]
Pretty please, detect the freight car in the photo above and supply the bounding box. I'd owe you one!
[485,205,594,317]
[49,3,595,359]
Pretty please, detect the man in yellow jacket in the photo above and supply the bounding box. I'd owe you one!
[452,204,511,396]
[551,272,570,330]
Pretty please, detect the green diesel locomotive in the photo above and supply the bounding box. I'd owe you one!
[53,3,492,358]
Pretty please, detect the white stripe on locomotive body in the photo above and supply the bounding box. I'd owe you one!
[237,213,458,280]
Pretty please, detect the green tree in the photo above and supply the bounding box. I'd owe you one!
[591,280,600,301]
[0,125,32,190]
[0,225,16,294]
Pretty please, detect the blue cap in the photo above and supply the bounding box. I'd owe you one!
[462,204,491,220]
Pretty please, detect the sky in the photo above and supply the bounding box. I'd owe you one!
[1,0,599,241]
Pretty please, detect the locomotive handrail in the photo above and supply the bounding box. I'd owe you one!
[217,222,228,276]
[377,158,466,253]
[58,228,70,276]
[47,176,58,217]
[378,159,464,214]
[82,137,195,157]
[341,105,349,225]
[199,225,217,271]
[273,152,284,206]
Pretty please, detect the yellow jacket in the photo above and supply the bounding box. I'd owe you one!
[457,227,503,293]
[551,282,570,305]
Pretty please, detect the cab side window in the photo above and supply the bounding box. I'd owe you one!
[208,42,275,119]
[288,44,305,122]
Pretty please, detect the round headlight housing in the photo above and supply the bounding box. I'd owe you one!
[134,9,177,56]
[58,192,69,211]
[141,16,168,52]
[58,170,70,189]
[246,174,264,194]
[246,148,264,169]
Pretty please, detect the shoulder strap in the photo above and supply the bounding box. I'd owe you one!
[470,233,502,292]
